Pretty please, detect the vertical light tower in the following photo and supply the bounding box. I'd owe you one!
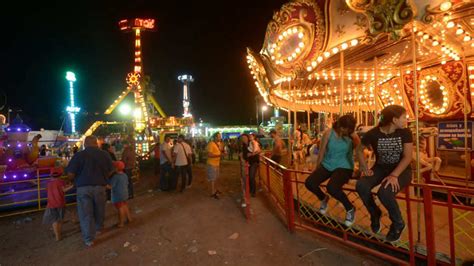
[178,75,194,118]
[116,18,156,131]
[65,71,80,134]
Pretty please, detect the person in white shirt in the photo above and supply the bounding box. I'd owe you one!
[173,135,192,192]
[159,136,174,191]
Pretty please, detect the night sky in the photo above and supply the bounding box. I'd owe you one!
[0,0,287,130]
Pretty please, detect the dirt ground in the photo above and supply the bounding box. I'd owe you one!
[0,160,390,266]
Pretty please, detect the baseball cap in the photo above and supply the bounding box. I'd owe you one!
[114,161,125,171]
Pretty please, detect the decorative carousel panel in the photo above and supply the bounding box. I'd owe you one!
[403,61,470,120]
[326,0,368,49]
[246,49,273,104]
[262,0,326,76]
[345,0,415,40]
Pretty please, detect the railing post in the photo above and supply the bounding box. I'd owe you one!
[283,169,295,233]
[37,169,41,210]
[266,161,271,192]
[423,187,436,265]
[405,186,415,265]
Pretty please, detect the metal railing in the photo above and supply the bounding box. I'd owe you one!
[259,156,474,265]
[0,168,76,218]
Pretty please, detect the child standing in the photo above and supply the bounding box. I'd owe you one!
[43,167,73,241]
[108,161,132,227]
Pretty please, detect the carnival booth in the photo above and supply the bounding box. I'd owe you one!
[247,0,474,264]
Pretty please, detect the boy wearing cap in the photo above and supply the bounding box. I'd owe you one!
[43,167,74,241]
[108,161,132,227]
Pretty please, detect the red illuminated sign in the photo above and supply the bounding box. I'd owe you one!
[119,18,156,31]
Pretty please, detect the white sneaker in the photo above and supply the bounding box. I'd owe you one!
[344,208,355,227]
[319,197,329,214]
[241,203,247,208]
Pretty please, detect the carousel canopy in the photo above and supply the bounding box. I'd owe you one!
[247,0,474,121]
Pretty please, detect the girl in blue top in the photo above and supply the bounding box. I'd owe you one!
[304,115,358,226]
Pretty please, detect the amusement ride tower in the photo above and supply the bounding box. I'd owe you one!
[79,18,193,157]
[65,71,80,134]
[178,75,193,118]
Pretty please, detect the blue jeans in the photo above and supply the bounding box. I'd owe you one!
[76,186,106,243]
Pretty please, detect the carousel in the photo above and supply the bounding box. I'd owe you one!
[247,0,474,188]
[246,0,474,264]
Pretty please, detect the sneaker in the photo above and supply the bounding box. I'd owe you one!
[241,203,247,208]
[370,209,382,234]
[211,193,219,200]
[85,241,95,247]
[319,196,329,214]
[344,208,355,227]
[386,223,405,242]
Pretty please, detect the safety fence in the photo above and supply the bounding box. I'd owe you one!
[259,156,474,266]
[0,168,76,218]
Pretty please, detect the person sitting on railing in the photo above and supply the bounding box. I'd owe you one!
[356,105,413,243]
[413,136,441,177]
[304,115,358,227]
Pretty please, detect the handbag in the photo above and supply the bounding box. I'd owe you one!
[180,143,192,165]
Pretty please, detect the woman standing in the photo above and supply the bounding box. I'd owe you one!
[304,115,358,226]
[238,134,250,207]
[247,133,261,197]
[356,105,413,242]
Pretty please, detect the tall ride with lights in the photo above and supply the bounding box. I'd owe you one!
[65,71,80,134]
[178,75,193,118]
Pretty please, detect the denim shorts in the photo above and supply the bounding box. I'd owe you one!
[207,165,219,181]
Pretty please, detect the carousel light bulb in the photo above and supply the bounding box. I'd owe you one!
[317,56,323,62]
[307,66,312,72]
[296,48,301,53]
[341,43,348,50]
[298,32,304,39]
[440,1,452,11]
[447,21,455,28]
[324,51,330,57]
[456,26,464,35]
[464,35,471,42]
[292,28,298,34]
[311,61,317,67]
[423,34,430,40]
[278,35,283,40]
[299,42,305,48]
[332,47,339,54]
[283,31,288,37]
[351,39,358,46]
[432,40,439,46]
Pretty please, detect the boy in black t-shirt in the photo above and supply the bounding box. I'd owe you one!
[356,105,413,243]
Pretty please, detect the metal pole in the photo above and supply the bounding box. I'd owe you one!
[261,108,264,127]
[287,80,292,164]
[340,51,345,115]
[462,53,471,187]
[255,96,259,126]
[374,56,379,125]
[411,28,422,244]
[307,111,311,134]
[356,86,360,124]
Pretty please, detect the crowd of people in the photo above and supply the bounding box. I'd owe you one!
[42,104,413,246]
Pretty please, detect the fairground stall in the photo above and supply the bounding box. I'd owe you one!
[247,0,473,265]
